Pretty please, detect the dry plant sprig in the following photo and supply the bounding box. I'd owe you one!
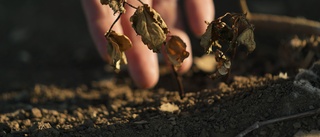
[236,108,320,137]
[100,0,189,98]
[200,12,256,81]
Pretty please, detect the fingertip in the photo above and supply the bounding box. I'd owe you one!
[185,0,215,37]
[132,68,159,89]
[127,51,159,89]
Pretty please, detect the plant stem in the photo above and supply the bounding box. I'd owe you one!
[124,1,138,9]
[171,65,185,99]
[137,0,145,5]
[106,13,123,37]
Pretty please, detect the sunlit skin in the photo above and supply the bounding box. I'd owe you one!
[81,0,215,88]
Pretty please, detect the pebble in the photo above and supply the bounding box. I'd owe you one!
[31,108,42,118]
[23,119,31,126]
[74,111,84,119]
[13,122,20,130]
[49,110,59,116]
[36,122,52,130]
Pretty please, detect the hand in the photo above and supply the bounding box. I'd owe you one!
[81,0,215,88]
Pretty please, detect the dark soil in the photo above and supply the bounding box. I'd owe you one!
[1,0,320,137]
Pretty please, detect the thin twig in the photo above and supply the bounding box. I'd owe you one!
[239,0,320,35]
[124,1,138,9]
[105,13,123,37]
[236,108,320,137]
[137,0,145,5]
[171,65,184,99]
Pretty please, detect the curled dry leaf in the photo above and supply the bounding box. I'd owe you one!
[100,0,126,14]
[237,28,256,53]
[200,13,255,81]
[105,30,132,72]
[200,21,231,54]
[200,21,214,54]
[130,4,169,53]
[165,36,189,67]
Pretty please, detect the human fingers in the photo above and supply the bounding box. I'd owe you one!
[81,0,123,62]
[185,0,215,37]
[121,0,159,88]
[152,0,177,28]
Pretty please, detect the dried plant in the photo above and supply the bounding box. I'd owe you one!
[200,13,256,80]
[99,0,255,98]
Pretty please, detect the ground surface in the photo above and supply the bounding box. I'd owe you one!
[1,0,320,137]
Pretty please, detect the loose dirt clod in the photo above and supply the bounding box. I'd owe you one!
[159,103,180,113]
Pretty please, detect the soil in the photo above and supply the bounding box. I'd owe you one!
[1,0,320,137]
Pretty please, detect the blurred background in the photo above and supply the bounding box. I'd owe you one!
[0,0,319,90]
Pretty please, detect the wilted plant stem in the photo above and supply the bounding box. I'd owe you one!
[124,2,138,9]
[106,13,123,37]
[171,65,185,99]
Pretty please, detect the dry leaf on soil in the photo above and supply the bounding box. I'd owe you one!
[105,30,132,72]
[165,36,189,67]
[130,4,169,53]
[100,0,126,14]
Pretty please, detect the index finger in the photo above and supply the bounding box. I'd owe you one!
[185,0,215,37]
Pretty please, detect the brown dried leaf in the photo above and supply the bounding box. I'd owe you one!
[237,28,256,53]
[100,0,126,14]
[130,4,169,53]
[200,21,214,54]
[165,36,189,67]
[106,30,132,72]
[200,21,229,54]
